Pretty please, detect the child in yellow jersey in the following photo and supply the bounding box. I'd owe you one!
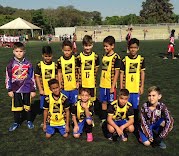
[43,79,70,138]
[35,46,57,110]
[76,35,100,103]
[107,89,134,142]
[57,40,79,106]
[71,88,94,142]
[99,36,120,123]
[120,38,145,131]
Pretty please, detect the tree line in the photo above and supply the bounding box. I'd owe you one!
[0,0,179,34]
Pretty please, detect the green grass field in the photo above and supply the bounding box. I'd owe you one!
[0,40,179,156]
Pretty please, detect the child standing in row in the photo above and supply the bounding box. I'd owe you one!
[57,40,79,107]
[6,42,36,131]
[100,36,120,123]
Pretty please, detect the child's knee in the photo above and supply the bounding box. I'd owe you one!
[128,125,134,133]
[107,124,115,133]
[46,133,52,139]
[143,141,151,146]
[160,121,165,127]
[73,134,80,138]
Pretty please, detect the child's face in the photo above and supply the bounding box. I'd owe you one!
[50,83,60,96]
[63,46,72,58]
[148,91,162,105]
[83,43,93,54]
[118,95,129,107]
[128,43,139,56]
[42,53,53,63]
[103,42,114,54]
[80,91,91,103]
[13,48,25,60]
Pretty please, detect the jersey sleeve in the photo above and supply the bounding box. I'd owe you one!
[95,54,100,67]
[71,104,77,116]
[55,63,58,75]
[56,58,62,70]
[107,104,115,115]
[126,106,134,118]
[35,62,41,76]
[141,57,145,70]
[64,98,70,109]
[114,54,120,70]
[76,54,81,68]
[43,96,50,109]
[29,62,36,92]
[120,58,125,72]
[5,60,13,92]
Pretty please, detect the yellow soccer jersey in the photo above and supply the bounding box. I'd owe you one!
[57,55,78,91]
[108,100,134,120]
[77,52,99,88]
[100,53,120,88]
[35,61,56,95]
[71,100,94,122]
[43,93,70,126]
[120,55,145,93]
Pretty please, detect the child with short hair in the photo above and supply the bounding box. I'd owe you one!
[120,38,145,128]
[71,88,94,142]
[139,86,174,149]
[107,89,134,141]
[43,79,70,138]
[6,42,36,131]
[100,36,120,123]
[35,45,57,110]
[57,40,78,107]
[76,35,100,111]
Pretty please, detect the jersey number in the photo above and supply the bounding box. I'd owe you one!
[67,75,72,81]
[86,72,90,78]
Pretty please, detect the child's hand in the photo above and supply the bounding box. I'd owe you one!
[76,82,79,89]
[149,137,154,142]
[119,125,125,132]
[74,125,79,133]
[110,87,114,93]
[8,91,14,98]
[43,124,46,132]
[65,125,70,133]
[116,127,123,136]
[39,89,44,95]
[30,92,36,98]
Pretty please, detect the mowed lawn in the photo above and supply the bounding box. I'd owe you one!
[0,40,179,156]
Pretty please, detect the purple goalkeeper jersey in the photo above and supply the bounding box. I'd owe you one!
[6,57,36,93]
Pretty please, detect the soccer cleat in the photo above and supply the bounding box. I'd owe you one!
[27,121,34,129]
[9,123,20,132]
[159,141,166,149]
[87,133,93,142]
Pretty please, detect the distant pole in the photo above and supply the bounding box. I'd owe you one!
[31,29,34,38]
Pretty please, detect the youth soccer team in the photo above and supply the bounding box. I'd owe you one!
[5,35,174,149]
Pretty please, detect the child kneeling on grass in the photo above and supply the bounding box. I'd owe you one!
[43,79,70,138]
[139,86,174,149]
[71,88,94,142]
[107,89,134,142]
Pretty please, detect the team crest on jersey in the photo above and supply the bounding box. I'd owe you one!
[53,103,61,113]
[65,63,72,74]
[129,63,138,73]
[84,60,92,70]
[45,69,52,79]
[12,65,29,80]
[102,61,109,71]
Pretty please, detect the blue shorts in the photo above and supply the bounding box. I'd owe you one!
[99,88,116,103]
[128,93,140,109]
[114,120,127,127]
[46,124,66,136]
[61,89,78,105]
[74,117,92,134]
[40,95,45,109]
[139,118,164,143]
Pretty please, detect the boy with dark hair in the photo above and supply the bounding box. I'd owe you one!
[139,86,174,149]
[107,89,134,141]
[43,79,70,138]
[57,40,79,107]
[120,38,145,129]
[71,88,94,142]
[76,35,100,109]
[35,45,57,110]
[6,42,36,131]
[100,36,120,123]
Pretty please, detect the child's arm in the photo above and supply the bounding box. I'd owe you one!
[6,61,14,97]
[107,115,123,136]
[111,69,119,93]
[71,104,79,133]
[35,75,44,95]
[139,70,145,95]
[120,117,134,132]
[43,109,48,132]
[57,69,62,88]
[120,58,125,89]
[65,108,70,133]
[95,54,100,74]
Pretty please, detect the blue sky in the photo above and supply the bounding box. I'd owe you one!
[0,0,179,18]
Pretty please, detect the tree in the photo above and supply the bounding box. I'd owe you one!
[140,0,174,23]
